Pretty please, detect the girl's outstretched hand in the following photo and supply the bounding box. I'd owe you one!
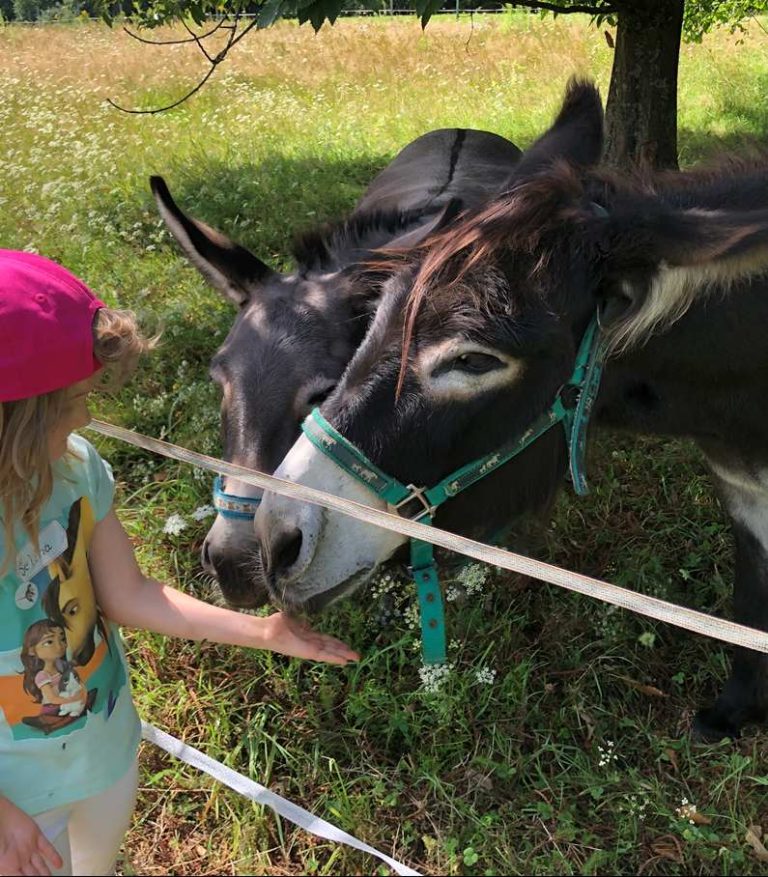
[261,612,360,665]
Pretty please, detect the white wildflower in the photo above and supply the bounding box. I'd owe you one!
[474,665,497,685]
[597,740,617,768]
[192,505,216,521]
[404,601,420,631]
[457,562,490,596]
[163,514,188,536]
[624,794,648,821]
[676,798,698,824]
[370,571,398,598]
[418,662,454,694]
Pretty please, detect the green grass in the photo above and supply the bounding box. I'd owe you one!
[3,13,768,876]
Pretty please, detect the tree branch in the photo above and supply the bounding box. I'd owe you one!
[107,62,220,114]
[226,15,259,52]
[108,14,259,115]
[122,19,228,47]
[184,20,216,63]
[505,1,617,14]
[752,13,768,37]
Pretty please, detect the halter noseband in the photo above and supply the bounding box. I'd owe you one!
[212,476,262,520]
[302,316,607,665]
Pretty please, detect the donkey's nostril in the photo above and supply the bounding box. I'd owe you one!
[268,526,303,578]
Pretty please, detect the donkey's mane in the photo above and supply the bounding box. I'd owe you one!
[403,150,768,291]
[390,150,768,388]
[292,206,435,271]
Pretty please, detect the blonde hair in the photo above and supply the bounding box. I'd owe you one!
[0,307,154,572]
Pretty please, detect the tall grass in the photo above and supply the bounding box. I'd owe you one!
[3,14,768,875]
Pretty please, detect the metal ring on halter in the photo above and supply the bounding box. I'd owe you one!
[212,476,262,520]
[393,485,436,521]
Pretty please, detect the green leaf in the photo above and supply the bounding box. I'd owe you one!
[296,0,341,31]
[414,0,443,29]
[463,847,480,867]
[257,0,284,28]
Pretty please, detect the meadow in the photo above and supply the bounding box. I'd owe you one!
[3,11,768,875]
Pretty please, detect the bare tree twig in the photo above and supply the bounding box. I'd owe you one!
[752,13,768,37]
[184,20,215,63]
[122,19,227,47]
[507,0,617,14]
[107,63,220,114]
[226,15,259,52]
[108,14,260,115]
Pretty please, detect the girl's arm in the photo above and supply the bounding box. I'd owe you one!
[88,509,359,665]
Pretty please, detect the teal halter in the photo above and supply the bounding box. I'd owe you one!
[213,476,262,520]
[301,317,607,665]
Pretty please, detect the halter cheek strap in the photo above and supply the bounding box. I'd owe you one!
[302,316,607,666]
[212,476,262,520]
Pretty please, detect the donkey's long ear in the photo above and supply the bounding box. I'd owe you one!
[512,79,604,179]
[150,176,276,306]
[596,206,768,343]
[649,207,768,269]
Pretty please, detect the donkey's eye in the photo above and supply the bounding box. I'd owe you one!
[306,384,336,408]
[449,352,505,374]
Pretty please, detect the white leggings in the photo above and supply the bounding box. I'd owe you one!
[33,761,138,877]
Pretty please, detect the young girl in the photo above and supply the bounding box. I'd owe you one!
[0,249,359,877]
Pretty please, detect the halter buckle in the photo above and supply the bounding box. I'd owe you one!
[394,485,436,521]
[559,382,581,410]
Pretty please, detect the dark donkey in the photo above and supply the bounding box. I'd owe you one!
[152,128,521,607]
[256,80,768,741]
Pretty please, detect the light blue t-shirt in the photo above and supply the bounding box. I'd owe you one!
[0,434,141,815]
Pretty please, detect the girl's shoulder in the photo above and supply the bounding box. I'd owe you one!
[56,433,115,521]
[65,433,105,465]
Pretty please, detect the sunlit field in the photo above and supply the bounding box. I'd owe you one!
[3,13,768,875]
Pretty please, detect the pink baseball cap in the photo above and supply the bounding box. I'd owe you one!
[0,249,105,403]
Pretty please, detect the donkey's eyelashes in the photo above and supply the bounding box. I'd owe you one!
[446,352,506,375]
[299,379,338,416]
[306,385,336,407]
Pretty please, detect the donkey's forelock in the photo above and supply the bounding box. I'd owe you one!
[394,163,586,393]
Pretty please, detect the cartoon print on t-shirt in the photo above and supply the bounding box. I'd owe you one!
[42,499,109,668]
[0,495,126,740]
[18,618,97,735]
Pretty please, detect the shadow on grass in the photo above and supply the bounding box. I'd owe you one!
[139,152,396,264]
[679,71,768,163]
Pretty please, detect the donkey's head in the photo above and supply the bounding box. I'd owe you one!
[151,142,509,607]
[152,177,376,607]
[256,79,768,612]
[254,80,606,609]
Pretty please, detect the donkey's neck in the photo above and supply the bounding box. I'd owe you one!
[597,274,768,453]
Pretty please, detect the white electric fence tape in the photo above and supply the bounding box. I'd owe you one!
[89,419,768,654]
[140,723,421,876]
[96,415,768,875]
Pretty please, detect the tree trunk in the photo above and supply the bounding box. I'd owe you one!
[604,0,684,170]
